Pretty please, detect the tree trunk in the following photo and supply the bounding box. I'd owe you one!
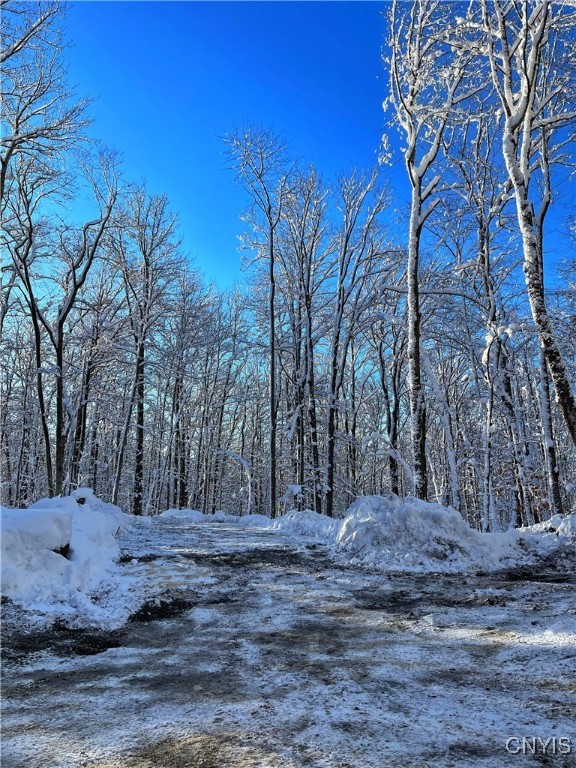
[133,340,145,516]
[407,185,428,500]
[70,356,91,490]
[269,220,277,518]
[538,346,563,516]
[325,335,340,518]
[304,295,322,514]
[516,199,576,447]
[112,375,136,507]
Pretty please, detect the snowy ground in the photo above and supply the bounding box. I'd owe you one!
[2,514,576,768]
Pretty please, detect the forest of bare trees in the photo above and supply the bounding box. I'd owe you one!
[2,0,575,530]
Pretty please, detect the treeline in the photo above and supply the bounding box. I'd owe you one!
[1,1,575,528]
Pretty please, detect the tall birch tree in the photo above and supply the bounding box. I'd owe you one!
[386,0,475,499]
[480,0,576,446]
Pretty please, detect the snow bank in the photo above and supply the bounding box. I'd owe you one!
[235,513,273,528]
[272,495,575,573]
[158,508,271,527]
[271,509,340,539]
[529,512,576,538]
[333,495,520,571]
[1,490,129,622]
[159,508,206,522]
[555,514,576,537]
[157,496,574,573]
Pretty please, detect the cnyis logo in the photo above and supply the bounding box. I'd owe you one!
[505,737,572,755]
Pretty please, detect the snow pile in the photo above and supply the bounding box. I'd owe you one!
[1,489,129,621]
[235,513,275,528]
[555,514,576,537]
[160,508,206,522]
[334,495,521,571]
[273,495,574,573]
[159,496,574,573]
[158,508,271,527]
[272,508,340,539]
[529,512,576,538]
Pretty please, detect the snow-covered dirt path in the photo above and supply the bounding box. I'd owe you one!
[2,519,575,768]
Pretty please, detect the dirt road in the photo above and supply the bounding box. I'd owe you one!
[2,519,575,768]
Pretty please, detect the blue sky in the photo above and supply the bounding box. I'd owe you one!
[65,1,391,288]
[65,2,573,289]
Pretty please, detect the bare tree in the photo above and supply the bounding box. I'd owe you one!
[276,167,331,513]
[109,185,180,515]
[1,0,88,343]
[224,126,294,518]
[0,0,87,203]
[480,0,576,447]
[386,0,476,499]
[324,170,389,517]
[6,151,118,496]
